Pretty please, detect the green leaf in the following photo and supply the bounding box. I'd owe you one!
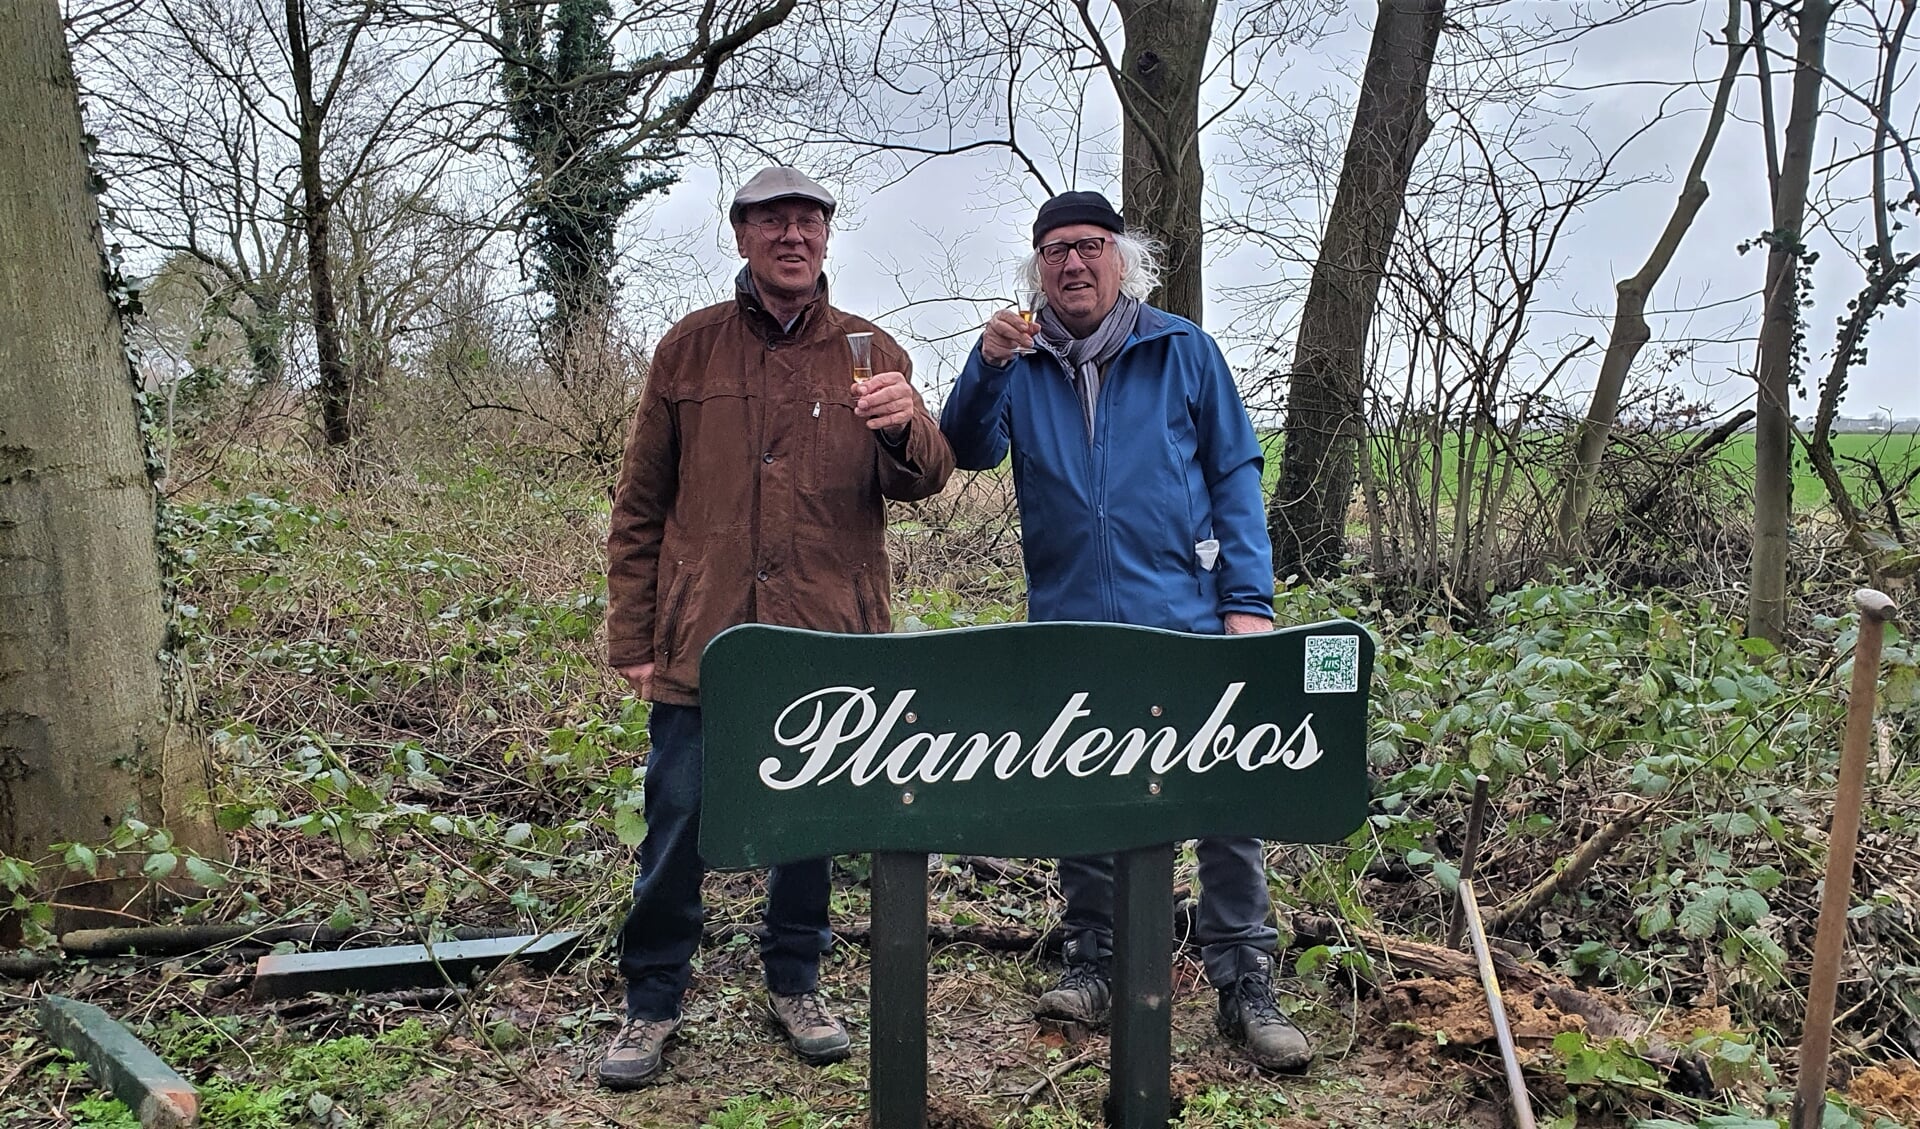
[1726,888,1768,925]
[142,852,179,880]
[1638,900,1673,938]
[1294,944,1333,978]
[62,843,99,877]
[184,856,228,889]
[1677,891,1723,939]
[613,807,647,848]
[216,804,256,833]
[1565,1048,1601,1085]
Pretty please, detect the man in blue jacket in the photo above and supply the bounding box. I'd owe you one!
[938,191,1309,1070]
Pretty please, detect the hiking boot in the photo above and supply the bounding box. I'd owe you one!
[767,990,852,1064]
[1035,944,1112,1026]
[596,1015,681,1089]
[1216,960,1311,1071]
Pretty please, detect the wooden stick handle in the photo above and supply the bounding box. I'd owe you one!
[1445,774,1490,949]
[1793,589,1897,1129]
[1854,587,1897,622]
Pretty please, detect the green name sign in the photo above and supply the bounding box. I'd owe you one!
[698,620,1374,868]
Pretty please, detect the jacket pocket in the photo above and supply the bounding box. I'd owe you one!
[656,562,696,660]
[1176,440,1207,585]
[803,394,868,498]
[671,385,754,529]
[856,564,890,633]
[853,565,877,633]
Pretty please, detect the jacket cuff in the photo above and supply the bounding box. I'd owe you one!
[877,418,933,473]
[1218,598,1275,620]
[876,419,911,457]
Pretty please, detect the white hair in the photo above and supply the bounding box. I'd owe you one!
[1018,229,1164,308]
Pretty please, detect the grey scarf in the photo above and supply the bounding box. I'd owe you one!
[1036,293,1139,436]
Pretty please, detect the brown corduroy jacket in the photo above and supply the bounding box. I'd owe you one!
[605,276,954,705]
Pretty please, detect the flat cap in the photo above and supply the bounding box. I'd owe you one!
[730,166,837,223]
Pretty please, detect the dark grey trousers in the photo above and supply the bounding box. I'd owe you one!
[1057,836,1278,988]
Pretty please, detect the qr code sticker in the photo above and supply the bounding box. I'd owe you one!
[1303,634,1360,694]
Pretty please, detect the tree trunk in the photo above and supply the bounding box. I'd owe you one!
[0,1,220,897]
[1270,0,1446,580]
[242,289,288,390]
[1554,0,1747,555]
[1114,0,1217,324]
[285,0,354,450]
[1749,0,1833,644]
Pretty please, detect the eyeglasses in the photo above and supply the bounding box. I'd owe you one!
[1038,236,1109,265]
[750,216,827,239]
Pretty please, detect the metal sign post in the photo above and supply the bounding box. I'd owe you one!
[698,620,1375,1126]
[870,851,928,1129]
[1108,844,1176,1128]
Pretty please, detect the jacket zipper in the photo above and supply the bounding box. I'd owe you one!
[1083,355,1120,622]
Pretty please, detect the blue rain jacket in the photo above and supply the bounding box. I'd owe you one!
[939,304,1274,632]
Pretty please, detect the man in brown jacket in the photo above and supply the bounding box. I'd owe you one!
[597,166,954,1089]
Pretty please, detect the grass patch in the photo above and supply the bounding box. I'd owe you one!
[1255,427,1920,511]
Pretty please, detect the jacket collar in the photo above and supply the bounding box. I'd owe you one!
[1034,302,1187,376]
[735,266,830,345]
[1128,303,1186,346]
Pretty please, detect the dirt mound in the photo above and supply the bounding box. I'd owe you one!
[1848,1061,1920,1124]
[1379,976,1586,1048]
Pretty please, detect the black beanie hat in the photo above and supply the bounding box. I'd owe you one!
[1032,191,1124,247]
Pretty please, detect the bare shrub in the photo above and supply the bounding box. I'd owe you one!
[889,469,1024,603]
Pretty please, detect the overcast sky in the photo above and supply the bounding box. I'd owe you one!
[620,0,1916,422]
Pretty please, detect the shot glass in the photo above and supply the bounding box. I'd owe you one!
[1015,290,1042,355]
[847,331,874,385]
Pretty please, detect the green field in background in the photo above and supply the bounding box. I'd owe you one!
[1253,429,1920,510]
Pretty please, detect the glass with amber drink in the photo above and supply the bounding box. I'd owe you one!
[847,331,874,384]
[1015,289,1041,355]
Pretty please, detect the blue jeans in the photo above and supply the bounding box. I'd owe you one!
[1058,837,1278,988]
[616,703,833,1020]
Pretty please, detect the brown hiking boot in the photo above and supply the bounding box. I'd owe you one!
[596,1015,681,1089]
[1216,959,1311,1071]
[767,990,852,1064]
